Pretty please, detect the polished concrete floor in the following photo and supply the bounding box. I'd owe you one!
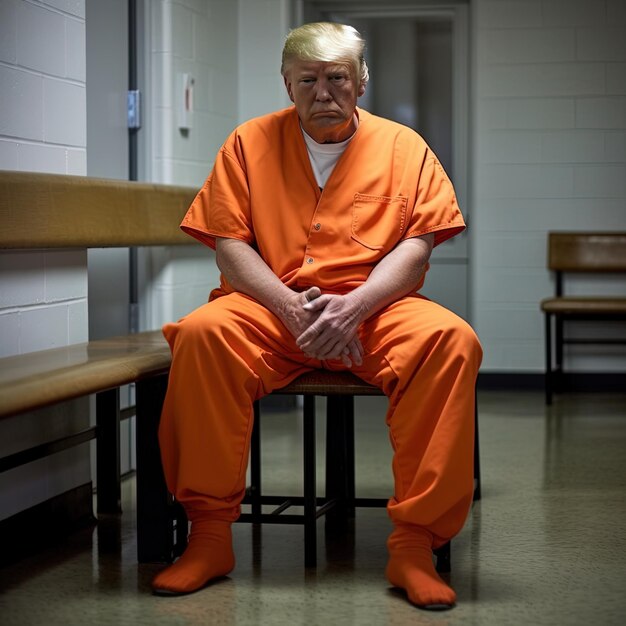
[1,390,625,625]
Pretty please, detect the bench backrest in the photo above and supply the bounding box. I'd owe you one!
[548,232,626,274]
[0,170,198,249]
[548,232,626,297]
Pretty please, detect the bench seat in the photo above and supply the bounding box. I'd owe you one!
[0,330,170,419]
[540,297,626,315]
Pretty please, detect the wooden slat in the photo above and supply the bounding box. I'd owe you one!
[540,297,626,314]
[0,331,171,418]
[548,232,626,272]
[0,170,199,249]
[276,370,384,396]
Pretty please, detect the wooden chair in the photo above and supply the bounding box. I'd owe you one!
[150,370,481,571]
[540,232,626,404]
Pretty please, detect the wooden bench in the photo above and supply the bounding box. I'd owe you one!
[0,170,195,518]
[1,170,480,571]
[0,331,171,513]
[540,232,626,404]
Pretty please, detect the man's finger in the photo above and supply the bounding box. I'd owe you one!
[304,286,321,302]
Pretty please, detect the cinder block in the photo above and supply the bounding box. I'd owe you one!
[542,0,608,28]
[42,78,86,147]
[480,28,574,64]
[68,300,88,344]
[65,18,85,81]
[482,63,604,97]
[476,0,542,28]
[0,139,18,170]
[478,163,574,198]
[0,66,43,141]
[608,0,626,24]
[573,164,626,198]
[541,130,605,163]
[480,130,542,164]
[0,311,20,358]
[42,0,86,20]
[44,250,88,302]
[506,98,576,129]
[171,2,193,60]
[0,0,17,64]
[605,130,626,161]
[0,251,46,309]
[607,63,626,95]
[19,302,68,353]
[66,148,86,175]
[576,97,626,128]
[17,0,65,77]
[17,142,66,174]
[576,28,626,62]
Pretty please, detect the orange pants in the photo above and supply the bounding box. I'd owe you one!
[158,292,482,546]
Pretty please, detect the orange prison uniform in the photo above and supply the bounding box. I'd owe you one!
[159,107,482,547]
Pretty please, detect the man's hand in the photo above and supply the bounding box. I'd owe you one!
[296,293,365,367]
[276,286,323,339]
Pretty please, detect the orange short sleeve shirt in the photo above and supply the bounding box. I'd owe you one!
[181,107,465,296]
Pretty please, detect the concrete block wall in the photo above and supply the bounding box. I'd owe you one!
[0,0,86,174]
[142,0,238,329]
[472,0,626,372]
[0,0,89,519]
[148,0,239,187]
[143,0,291,329]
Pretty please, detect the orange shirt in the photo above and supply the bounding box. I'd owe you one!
[181,107,465,297]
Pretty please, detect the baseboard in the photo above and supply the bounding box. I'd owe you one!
[0,482,96,566]
[478,372,626,392]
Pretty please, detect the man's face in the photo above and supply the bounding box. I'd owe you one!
[284,59,365,144]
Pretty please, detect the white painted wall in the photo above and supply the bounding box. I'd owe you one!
[139,0,237,330]
[238,0,292,122]
[471,0,626,373]
[142,0,292,329]
[0,0,90,519]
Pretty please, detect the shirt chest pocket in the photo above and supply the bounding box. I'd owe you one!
[351,194,408,252]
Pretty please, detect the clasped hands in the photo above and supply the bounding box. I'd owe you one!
[281,286,365,368]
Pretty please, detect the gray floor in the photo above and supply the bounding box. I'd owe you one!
[1,390,626,625]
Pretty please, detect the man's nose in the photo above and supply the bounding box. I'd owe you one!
[314,80,332,101]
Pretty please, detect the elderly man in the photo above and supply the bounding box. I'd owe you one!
[152,22,482,610]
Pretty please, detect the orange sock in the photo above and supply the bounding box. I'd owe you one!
[385,526,456,610]
[151,518,235,596]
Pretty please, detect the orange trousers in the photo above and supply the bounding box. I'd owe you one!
[158,292,482,546]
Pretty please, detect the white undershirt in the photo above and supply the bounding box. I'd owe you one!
[301,127,355,188]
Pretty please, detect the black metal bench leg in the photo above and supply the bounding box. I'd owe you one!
[473,392,481,502]
[136,373,176,563]
[303,395,317,567]
[96,388,121,514]
[250,401,262,521]
[545,313,553,405]
[555,314,563,396]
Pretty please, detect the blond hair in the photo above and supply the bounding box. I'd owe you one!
[281,22,369,86]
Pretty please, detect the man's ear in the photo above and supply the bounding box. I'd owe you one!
[284,75,295,103]
[358,82,366,97]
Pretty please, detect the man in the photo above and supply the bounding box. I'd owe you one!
[152,22,482,610]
